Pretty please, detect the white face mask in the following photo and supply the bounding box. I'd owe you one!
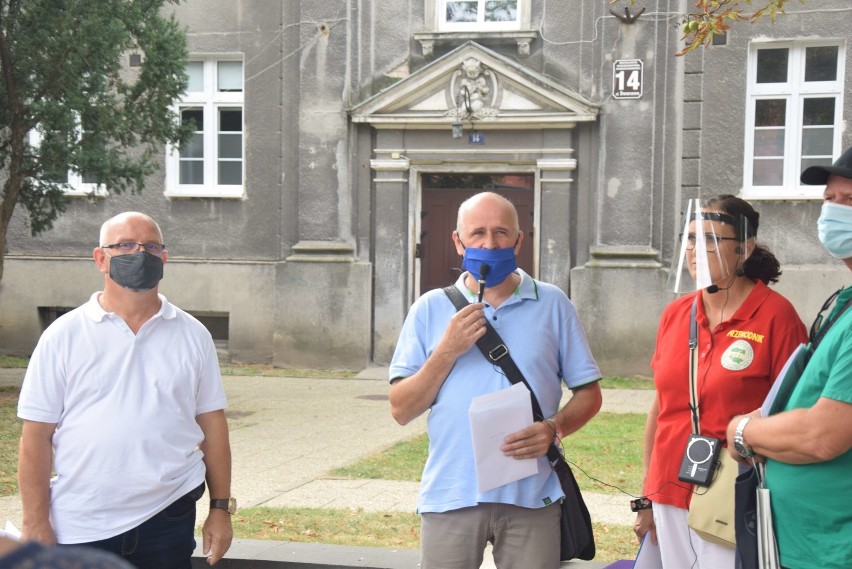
[817,202,852,259]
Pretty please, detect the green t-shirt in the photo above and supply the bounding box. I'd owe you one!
[766,286,852,569]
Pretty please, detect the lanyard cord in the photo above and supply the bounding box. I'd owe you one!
[689,298,701,435]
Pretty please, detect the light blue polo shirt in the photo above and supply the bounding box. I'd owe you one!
[390,269,601,513]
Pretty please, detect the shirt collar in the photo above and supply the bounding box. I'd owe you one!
[84,291,175,322]
[453,268,539,301]
[694,280,769,325]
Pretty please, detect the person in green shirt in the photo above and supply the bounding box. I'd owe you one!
[726,146,852,569]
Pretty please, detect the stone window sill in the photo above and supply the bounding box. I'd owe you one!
[413,30,538,58]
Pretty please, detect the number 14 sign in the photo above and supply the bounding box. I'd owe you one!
[613,59,643,99]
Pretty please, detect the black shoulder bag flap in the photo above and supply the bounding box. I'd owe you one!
[443,285,596,561]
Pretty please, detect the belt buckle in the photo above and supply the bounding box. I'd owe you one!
[488,344,508,362]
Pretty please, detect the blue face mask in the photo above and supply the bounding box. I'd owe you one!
[818,202,852,259]
[461,245,518,287]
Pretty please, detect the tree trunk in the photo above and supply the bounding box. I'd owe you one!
[0,130,27,285]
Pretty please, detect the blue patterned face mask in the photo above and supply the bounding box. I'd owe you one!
[818,202,852,259]
[461,245,518,287]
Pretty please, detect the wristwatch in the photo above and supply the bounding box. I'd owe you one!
[733,416,754,458]
[210,497,237,515]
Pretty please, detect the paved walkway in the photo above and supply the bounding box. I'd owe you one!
[1,367,653,568]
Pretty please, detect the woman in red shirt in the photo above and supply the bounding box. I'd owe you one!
[634,195,807,567]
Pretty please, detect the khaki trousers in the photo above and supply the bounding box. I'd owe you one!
[421,501,561,569]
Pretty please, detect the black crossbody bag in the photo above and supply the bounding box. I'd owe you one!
[443,285,596,561]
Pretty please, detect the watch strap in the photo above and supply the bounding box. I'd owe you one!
[734,416,754,457]
[210,498,235,514]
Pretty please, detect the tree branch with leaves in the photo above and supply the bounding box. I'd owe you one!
[0,0,192,282]
[611,0,801,55]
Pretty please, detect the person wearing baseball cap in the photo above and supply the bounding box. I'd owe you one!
[725,147,852,569]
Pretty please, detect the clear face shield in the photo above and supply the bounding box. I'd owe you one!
[667,199,752,293]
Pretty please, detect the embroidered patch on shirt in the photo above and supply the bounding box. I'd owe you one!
[726,329,765,343]
[721,339,754,371]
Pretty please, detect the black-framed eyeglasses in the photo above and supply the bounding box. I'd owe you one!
[682,233,740,253]
[809,288,841,344]
[102,242,166,256]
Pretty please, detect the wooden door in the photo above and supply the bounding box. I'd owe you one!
[419,175,534,294]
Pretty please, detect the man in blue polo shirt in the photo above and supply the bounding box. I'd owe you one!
[389,192,602,569]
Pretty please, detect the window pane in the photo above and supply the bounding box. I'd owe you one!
[180,161,203,184]
[218,133,242,159]
[182,133,204,159]
[79,119,103,185]
[82,171,99,184]
[446,1,478,22]
[801,128,834,156]
[181,108,204,159]
[755,99,786,127]
[485,0,517,22]
[802,97,834,126]
[218,108,242,132]
[800,156,833,175]
[218,61,243,92]
[218,161,242,185]
[40,131,69,184]
[186,61,203,92]
[181,108,203,131]
[753,130,784,157]
[805,46,838,82]
[752,159,784,186]
[756,48,788,83]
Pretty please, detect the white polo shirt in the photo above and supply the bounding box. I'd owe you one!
[18,292,227,543]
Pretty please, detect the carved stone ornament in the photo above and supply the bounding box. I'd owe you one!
[446,58,499,120]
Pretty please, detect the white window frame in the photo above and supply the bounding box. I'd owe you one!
[435,0,523,32]
[742,40,845,200]
[28,123,108,198]
[165,56,245,199]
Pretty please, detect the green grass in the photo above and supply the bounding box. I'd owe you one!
[0,386,21,495]
[566,412,646,495]
[332,412,645,495]
[233,507,420,548]
[333,433,428,481]
[0,355,28,368]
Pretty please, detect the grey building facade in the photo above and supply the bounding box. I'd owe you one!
[2,1,850,375]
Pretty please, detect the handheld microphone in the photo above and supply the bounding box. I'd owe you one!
[477,263,490,303]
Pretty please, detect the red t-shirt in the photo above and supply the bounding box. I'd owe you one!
[643,281,807,509]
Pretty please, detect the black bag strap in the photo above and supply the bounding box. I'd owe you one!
[443,285,561,466]
[443,285,597,562]
[810,287,852,351]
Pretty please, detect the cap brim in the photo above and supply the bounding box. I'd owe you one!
[801,165,852,185]
[801,166,830,185]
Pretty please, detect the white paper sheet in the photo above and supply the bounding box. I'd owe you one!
[633,531,663,569]
[468,382,538,493]
[0,521,21,541]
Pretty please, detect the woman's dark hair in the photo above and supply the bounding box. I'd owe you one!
[703,194,782,285]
